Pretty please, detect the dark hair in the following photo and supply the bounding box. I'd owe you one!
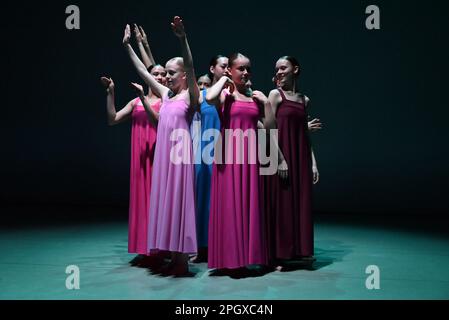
[278,56,300,76]
[147,63,164,73]
[207,54,226,80]
[197,74,211,82]
[228,52,249,68]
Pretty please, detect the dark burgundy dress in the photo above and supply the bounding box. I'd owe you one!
[265,89,314,261]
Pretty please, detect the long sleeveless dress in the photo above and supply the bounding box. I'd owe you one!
[128,98,161,254]
[265,89,313,261]
[194,89,221,248]
[147,95,197,254]
[208,94,267,269]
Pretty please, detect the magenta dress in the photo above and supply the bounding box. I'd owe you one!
[128,98,161,254]
[208,94,268,269]
[264,89,313,261]
[147,95,197,254]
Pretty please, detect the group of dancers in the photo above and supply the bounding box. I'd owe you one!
[101,16,322,278]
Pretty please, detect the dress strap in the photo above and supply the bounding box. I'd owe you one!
[277,88,287,101]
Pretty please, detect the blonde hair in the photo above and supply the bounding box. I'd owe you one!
[166,57,184,70]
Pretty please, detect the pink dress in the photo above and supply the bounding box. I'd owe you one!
[128,98,161,254]
[147,95,197,254]
[208,94,268,269]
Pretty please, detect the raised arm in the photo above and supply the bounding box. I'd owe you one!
[139,25,156,67]
[133,24,154,69]
[101,77,134,126]
[171,16,199,112]
[130,82,159,127]
[123,24,169,99]
[206,76,233,108]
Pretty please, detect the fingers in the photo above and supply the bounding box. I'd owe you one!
[173,16,182,24]
[313,172,320,184]
[100,77,112,87]
[139,26,146,37]
[279,168,288,180]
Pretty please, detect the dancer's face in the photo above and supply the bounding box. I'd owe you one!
[275,59,298,88]
[230,56,251,87]
[197,75,211,90]
[151,65,167,86]
[210,57,229,82]
[165,60,186,91]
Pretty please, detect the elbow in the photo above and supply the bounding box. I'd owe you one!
[205,94,213,105]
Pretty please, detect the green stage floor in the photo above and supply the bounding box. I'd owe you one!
[1,212,448,300]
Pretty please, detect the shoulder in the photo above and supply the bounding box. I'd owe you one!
[268,89,282,105]
[269,88,281,97]
[129,98,139,107]
[303,95,311,107]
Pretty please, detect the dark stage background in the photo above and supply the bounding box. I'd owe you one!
[1,0,448,217]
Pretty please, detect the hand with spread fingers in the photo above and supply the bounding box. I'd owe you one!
[308,118,323,132]
[171,16,186,38]
[123,24,131,46]
[130,82,145,97]
[101,77,115,93]
[278,159,289,180]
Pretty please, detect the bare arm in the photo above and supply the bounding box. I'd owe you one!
[134,24,153,69]
[305,97,323,132]
[101,77,134,125]
[253,90,276,130]
[206,76,232,108]
[311,148,319,184]
[123,24,169,99]
[130,82,159,126]
[140,26,156,67]
[258,119,288,179]
[171,16,200,112]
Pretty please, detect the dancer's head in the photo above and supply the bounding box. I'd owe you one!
[148,64,167,86]
[197,74,211,90]
[208,55,229,83]
[275,56,300,89]
[165,57,186,92]
[228,52,251,89]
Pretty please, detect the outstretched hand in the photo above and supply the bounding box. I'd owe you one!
[171,16,186,38]
[130,82,145,96]
[101,77,114,93]
[308,118,323,132]
[138,25,149,45]
[123,24,131,46]
[133,24,143,43]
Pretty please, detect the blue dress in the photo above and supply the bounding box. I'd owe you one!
[192,89,221,247]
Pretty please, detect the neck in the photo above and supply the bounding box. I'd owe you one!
[281,81,297,94]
